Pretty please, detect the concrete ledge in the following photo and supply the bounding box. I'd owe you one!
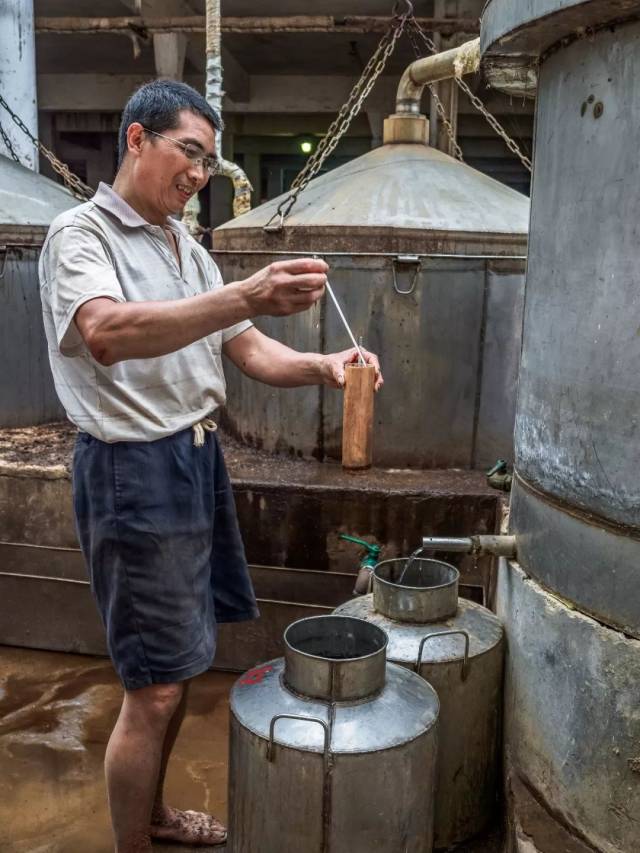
[497,559,640,853]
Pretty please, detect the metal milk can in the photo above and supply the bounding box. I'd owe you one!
[335,559,504,849]
[228,614,440,853]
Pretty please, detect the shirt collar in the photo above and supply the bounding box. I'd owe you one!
[92,182,189,236]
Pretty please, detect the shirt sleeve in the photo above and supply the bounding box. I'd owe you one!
[207,254,254,344]
[44,225,125,356]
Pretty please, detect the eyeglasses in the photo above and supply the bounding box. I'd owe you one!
[142,128,222,177]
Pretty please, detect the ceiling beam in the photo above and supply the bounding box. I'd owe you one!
[37,72,530,117]
[35,15,479,37]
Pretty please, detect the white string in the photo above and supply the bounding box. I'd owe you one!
[193,417,218,447]
[325,281,366,366]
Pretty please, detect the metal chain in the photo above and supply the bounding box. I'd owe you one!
[0,121,21,163]
[264,1,415,231]
[408,18,532,172]
[455,75,532,170]
[0,93,94,199]
[406,22,464,161]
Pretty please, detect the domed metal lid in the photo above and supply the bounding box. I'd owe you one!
[214,143,529,255]
[335,596,503,666]
[230,657,439,755]
[0,155,77,241]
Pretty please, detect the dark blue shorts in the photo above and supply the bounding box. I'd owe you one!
[72,426,259,691]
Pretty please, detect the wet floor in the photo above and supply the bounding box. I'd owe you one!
[0,646,233,852]
[0,645,503,853]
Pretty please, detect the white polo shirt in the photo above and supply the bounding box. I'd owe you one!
[39,182,252,442]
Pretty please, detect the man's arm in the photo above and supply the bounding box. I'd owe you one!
[74,259,328,366]
[223,326,383,391]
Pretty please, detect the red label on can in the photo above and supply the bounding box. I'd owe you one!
[240,664,274,686]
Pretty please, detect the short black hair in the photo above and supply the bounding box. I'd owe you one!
[117,79,222,166]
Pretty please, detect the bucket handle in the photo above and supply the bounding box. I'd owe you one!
[268,714,331,765]
[415,629,470,681]
[392,254,422,295]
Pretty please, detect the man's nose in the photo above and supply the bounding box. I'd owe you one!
[186,160,208,183]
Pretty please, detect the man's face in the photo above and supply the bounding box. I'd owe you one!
[136,109,217,217]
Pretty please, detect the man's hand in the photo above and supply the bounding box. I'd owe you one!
[240,258,328,317]
[320,347,384,392]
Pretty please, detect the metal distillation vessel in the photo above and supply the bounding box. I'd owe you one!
[479,2,640,849]
[228,614,440,853]
[0,156,76,427]
[213,102,529,469]
[335,558,503,848]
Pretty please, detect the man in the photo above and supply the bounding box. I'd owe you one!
[39,80,382,852]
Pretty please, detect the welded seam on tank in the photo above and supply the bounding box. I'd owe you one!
[514,470,640,540]
[0,240,42,250]
[212,250,527,259]
[506,555,640,641]
[539,10,640,64]
[321,697,336,853]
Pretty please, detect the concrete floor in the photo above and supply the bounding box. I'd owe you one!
[0,646,503,853]
[0,647,233,853]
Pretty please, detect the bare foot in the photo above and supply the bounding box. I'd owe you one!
[150,806,227,847]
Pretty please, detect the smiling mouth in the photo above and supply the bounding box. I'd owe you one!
[176,184,194,198]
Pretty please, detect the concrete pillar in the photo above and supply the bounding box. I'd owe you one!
[153,33,188,81]
[0,0,38,170]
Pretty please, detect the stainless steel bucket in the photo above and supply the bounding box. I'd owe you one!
[228,614,440,853]
[335,563,504,848]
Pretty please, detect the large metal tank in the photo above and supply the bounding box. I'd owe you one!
[228,615,439,853]
[213,129,529,469]
[481,2,640,849]
[0,156,76,426]
[334,558,503,848]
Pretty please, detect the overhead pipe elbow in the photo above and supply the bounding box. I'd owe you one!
[220,158,253,218]
[395,37,481,115]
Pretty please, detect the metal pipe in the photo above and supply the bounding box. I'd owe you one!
[421,535,517,558]
[205,0,252,218]
[396,37,480,115]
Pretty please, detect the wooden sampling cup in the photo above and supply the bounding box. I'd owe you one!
[342,363,376,470]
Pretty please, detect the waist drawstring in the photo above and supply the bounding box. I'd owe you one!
[193,417,217,447]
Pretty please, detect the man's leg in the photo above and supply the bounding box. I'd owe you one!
[148,680,227,846]
[105,681,185,853]
[152,680,189,817]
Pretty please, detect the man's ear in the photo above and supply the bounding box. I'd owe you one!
[126,122,146,159]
